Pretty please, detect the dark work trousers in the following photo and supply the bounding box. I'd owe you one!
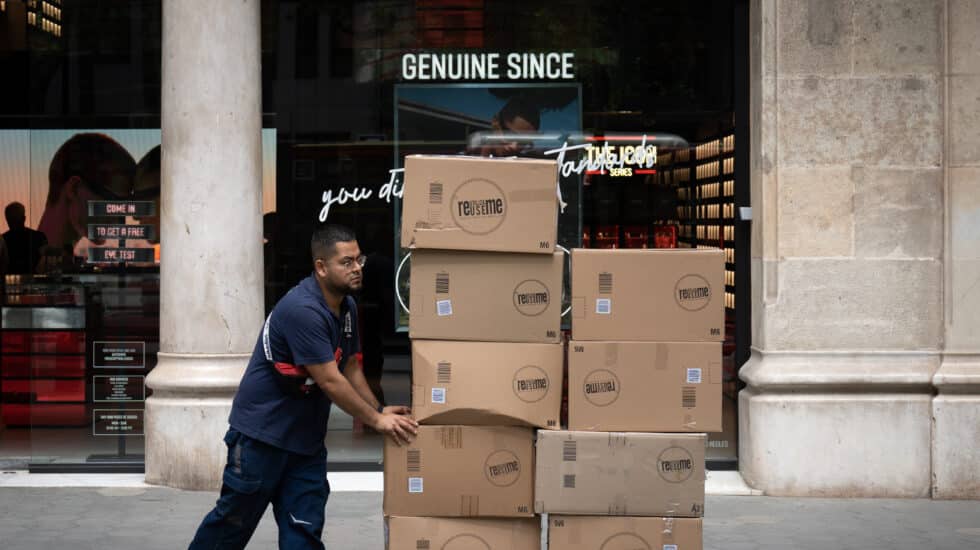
[188,428,329,550]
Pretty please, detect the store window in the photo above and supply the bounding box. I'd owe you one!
[262,0,749,469]
[0,1,166,471]
[0,0,748,471]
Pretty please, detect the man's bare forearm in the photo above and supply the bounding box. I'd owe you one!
[306,361,380,426]
[344,360,380,409]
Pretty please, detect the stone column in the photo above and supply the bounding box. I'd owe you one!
[740,0,944,496]
[933,0,980,499]
[145,0,263,490]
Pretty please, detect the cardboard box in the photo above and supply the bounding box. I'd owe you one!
[400,155,559,254]
[571,248,724,342]
[409,250,563,343]
[548,516,703,550]
[568,341,722,432]
[412,340,563,429]
[387,517,540,550]
[535,431,705,517]
[384,425,535,518]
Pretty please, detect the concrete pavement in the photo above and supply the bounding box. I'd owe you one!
[0,483,978,549]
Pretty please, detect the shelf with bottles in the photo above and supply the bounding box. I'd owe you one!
[692,180,735,200]
[694,135,735,160]
[691,224,736,243]
[694,158,734,181]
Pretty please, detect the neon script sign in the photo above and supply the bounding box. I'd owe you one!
[545,135,657,178]
[318,135,657,221]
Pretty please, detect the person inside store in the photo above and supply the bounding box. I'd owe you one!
[188,224,418,550]
[36,133,136,266]
[0,234,9,277]
[476,95,542,157]
[3,202,47,274]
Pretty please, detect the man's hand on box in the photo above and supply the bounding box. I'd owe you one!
[374,408,418,446]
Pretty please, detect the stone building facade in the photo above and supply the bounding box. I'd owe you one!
[144,0,980,498]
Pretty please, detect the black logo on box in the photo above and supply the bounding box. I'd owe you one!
[450,178,507,235]
[583,369,620,407]
[513,279,550,316]
[599,533,652,550]
[484,450,521,487]
[657,446,695,483]
[674,274,712,312]
[441,534,490,550]
[512,365,550,403]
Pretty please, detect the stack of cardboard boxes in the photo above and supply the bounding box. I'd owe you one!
[383,154,724,549]
[384,155,563,549]
[535,248,724,550]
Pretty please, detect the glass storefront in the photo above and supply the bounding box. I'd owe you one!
[0,0,748,471]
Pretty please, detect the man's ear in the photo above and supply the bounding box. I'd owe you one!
[313,258,329,278]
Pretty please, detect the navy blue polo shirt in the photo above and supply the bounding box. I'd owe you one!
[229,275,359,456]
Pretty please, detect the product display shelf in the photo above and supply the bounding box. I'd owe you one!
[1,279,88,427]
[674,134,736,314]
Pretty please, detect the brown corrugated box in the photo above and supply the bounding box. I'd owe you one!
[412,340,563,430]
[568,341,722,432]
[384,425,535,518]
[534,431,705,517]
[400,155,559,254]
[571,248,725,342]
[548,516,703,550]
[386,517,539,550]
[409,250,563,343]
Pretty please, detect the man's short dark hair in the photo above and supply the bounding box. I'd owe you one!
[497,96,541,130]
[5,202,26,227]
[311,224,357,261]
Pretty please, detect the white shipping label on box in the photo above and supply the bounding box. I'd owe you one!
[408,478,424,493]
[431,388,446,404]
[686,368,702,384]
[596,299,611,315]
[436,300,453,316]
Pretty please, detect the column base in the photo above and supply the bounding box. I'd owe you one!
[932,353,980,499]
[738,350,938,497]
[144,352,248,490]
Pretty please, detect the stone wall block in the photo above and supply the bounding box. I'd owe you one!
[777,167,853,258]
[853,167,943,258]
[933,395,980,499]
[778,76,942,167]
[951,76,980,165]
[948,260,980,349]
[776,0,854,76]
[852,0,943,75]
[739,389,932,497]
[766,259,942,350]
[950,168,980,259]
[950,0,980,75]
